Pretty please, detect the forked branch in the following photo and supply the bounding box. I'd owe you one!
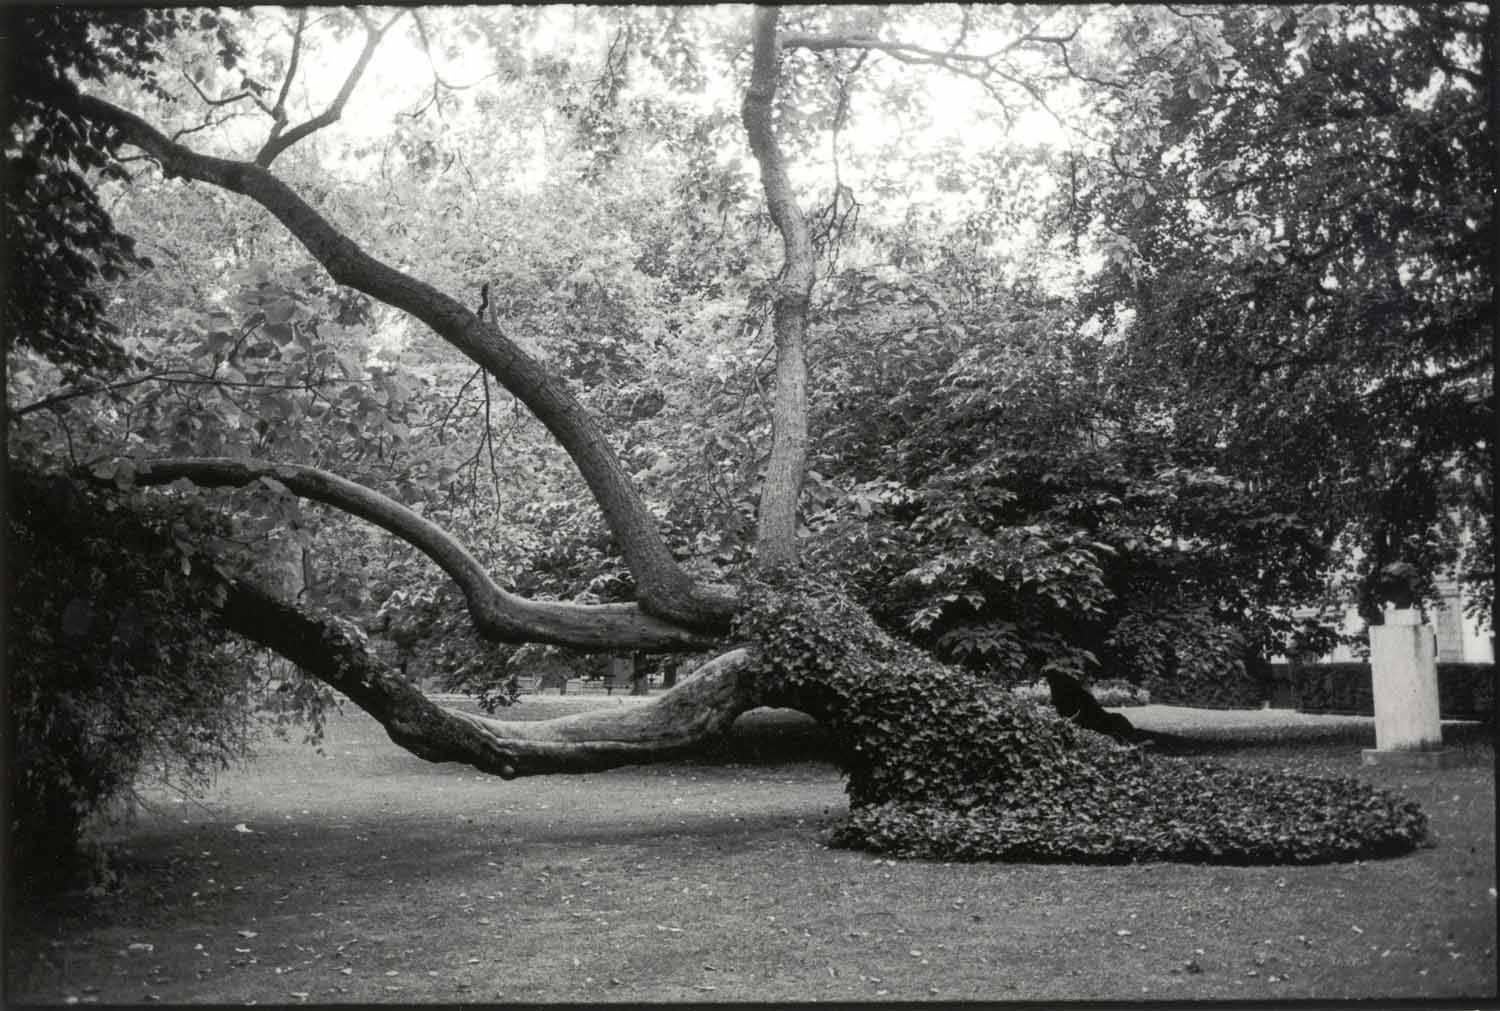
[69,90,735,631]
[255,8,405,167]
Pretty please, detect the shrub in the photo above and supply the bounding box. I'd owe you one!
[7,469,264,888]
[1293,660,1495,721]
[1449,662,1496,721]
[735,571,1428,864]
[1293,661,1375,715]
[1091,679,1151,707]
[1012,678,1149,708]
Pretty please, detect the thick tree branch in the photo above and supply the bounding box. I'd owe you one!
[742,8,812,570]
[113,456,717,652]
[70,91,734,631]
[220,578,758,777]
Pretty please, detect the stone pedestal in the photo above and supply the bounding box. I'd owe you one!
[1361,607,1455,768]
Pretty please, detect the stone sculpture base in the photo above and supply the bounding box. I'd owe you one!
[1360,747,1459,769]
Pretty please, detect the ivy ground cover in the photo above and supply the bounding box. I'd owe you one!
[6,699,1493,1003]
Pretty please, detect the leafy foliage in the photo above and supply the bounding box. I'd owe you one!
[2,8,235,375]
[6,467,258,881]
[1011,678,1150,709]
[735,571,1428,864]
[1290,660,1495,723]
[806,273,1329,699]
[838,765,1431,865]
[1077,4,1492,625]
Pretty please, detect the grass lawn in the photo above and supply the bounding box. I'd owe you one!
[7,697,1495,1004]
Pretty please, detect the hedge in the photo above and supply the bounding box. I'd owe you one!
[1276,661,1495,721]
[1142,654,1271,710]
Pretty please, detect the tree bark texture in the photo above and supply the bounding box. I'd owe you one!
[220,579,758,778]
[742,8,814,571]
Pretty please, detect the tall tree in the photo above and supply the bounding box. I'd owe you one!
[1075,4,1492,630]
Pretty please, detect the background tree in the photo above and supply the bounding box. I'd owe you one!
[805,265,1333,707]
[1073,4,1493,632]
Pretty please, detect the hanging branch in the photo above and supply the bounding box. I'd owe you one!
[430,367,484,445]
[179,70,270,112]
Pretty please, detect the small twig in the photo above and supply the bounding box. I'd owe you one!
[12,367,355,419]
[170,108,252,143]
[482,373,502,511]
[52,412,81,467]
[180,69,263,110]
[430,367,484,445]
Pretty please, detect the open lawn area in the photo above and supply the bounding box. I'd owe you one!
[7,698,1495,1004]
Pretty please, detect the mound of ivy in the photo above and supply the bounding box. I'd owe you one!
[734,573,1428,865]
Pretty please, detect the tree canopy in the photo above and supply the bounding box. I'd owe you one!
[6,4,1486,868]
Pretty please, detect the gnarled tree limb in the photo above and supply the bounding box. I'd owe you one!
[114,456,718,652]
[220,578,757,778]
